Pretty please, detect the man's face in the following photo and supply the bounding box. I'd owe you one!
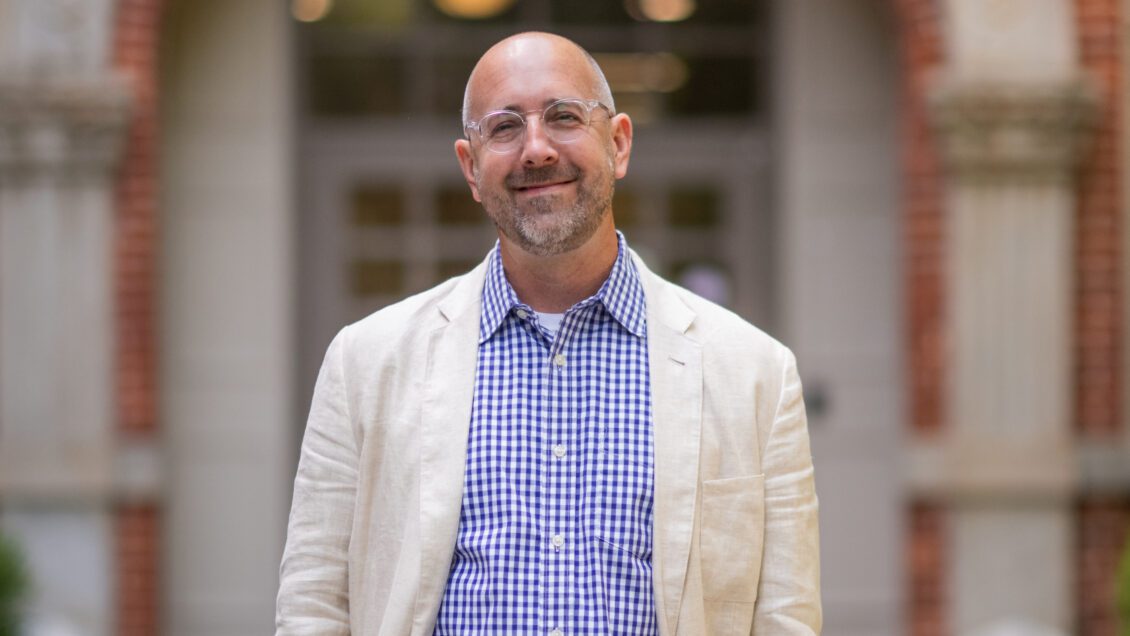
[456,38,632,258]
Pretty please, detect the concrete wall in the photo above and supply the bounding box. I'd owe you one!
[773,0,904,633]
[159,1,294,633]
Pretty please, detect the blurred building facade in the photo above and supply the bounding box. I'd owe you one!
[0,0,1126,634]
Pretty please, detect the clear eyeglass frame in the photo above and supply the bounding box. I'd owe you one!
[463,98,613,154]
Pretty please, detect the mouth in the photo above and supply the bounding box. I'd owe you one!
[513,179,576,195]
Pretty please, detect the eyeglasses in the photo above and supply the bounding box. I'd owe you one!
[464,98,613,154]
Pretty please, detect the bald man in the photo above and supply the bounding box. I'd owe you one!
[277,32,821,636]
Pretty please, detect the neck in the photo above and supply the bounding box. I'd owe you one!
[498,221,619,313]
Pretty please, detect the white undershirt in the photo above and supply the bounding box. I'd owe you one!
[536,311,565,336]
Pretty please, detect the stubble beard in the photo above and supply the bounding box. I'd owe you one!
[479,162,614,258]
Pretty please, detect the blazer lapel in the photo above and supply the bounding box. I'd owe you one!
[637,255,702,636]
[412,263,486,635]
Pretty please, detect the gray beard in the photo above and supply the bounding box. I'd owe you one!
[481,167,613,258]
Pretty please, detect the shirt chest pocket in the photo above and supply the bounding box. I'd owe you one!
[699,474,766,604]
[594,452,655,559]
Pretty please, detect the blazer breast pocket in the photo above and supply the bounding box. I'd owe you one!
[700,473,766,604]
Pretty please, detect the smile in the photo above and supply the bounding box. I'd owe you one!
[513,180,575,195]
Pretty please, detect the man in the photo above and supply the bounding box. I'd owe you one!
[277,32,820,635]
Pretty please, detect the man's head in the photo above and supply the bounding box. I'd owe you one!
[455,32,633,258]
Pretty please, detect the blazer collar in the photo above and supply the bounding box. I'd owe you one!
[414,248,702,636]
[413,254,488,635]
[633,250,703,636]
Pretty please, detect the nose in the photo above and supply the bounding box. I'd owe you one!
[518,115,558,168]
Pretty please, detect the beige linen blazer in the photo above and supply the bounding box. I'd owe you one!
[276,252,821,635]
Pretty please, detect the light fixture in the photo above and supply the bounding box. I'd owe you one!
[433,0,516,20]
[628,0,695,23]
[292,0,334,22]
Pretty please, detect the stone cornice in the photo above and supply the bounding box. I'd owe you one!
[0,76,131,180]
[929,78,1097,184]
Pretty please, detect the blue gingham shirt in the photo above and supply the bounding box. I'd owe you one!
[435,234,658,636]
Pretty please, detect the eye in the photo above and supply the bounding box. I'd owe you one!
[546,107,585,126]
[483,114,523,139]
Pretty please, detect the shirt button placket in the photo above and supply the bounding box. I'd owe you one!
[547,342,569,634]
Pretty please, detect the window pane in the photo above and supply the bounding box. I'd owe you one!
[437,259,481,281]
[613,189,640,228]
[436,186,484,225]
[352,186,406,226]
[308,54,406,116]
[668,186,719,227]
[433,56,478,116]
[551,0,634,24]
[351,260,404,296]
[667,56,755,116]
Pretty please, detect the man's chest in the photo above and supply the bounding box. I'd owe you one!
[439,312,659,634]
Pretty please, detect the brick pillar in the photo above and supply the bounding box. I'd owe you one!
[112,1,165,635]
[1074,1,1127,634]
[893,0,949,632]
[909,502,948,636]
[1076,0,1122,443]
[1078,501,1130,635]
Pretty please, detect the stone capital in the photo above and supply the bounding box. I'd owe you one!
[929,78,1097,184]
[0,76,131,181]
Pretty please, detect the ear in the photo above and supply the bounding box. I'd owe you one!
[454,139,482,202]
[609,113,633,179]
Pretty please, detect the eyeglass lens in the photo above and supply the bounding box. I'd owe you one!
[478,100,596,152]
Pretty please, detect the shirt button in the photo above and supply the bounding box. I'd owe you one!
[553,444,566,458]
[553,353,566,367]
[550,630,563,636]
[551,534,564,550]
[516,309,529,319]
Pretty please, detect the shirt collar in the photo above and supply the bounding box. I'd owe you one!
[479,232,647,342]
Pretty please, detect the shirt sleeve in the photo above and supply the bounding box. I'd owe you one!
[276,328,358,635]
[752,347,822,634]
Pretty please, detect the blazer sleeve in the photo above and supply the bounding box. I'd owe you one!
[277,329,358,635]
[752,348,822,634]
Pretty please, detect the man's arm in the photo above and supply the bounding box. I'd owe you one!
[753,348,822,633]
[276,330,358,635]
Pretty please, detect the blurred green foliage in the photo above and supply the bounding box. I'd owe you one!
[0,533,28,636]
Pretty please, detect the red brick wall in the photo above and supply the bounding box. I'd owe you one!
[115,505,161,636]
[114,0,162,438]
[895,0,946,437]
[1075,1,1127,634]
[1078,500,1130,636]
[894,0,949,633]
[909,502,948,636]
[112,0,165,634]
[1075,0,1123,440]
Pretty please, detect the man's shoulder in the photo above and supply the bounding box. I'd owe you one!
[641,266,792,362]
[637,265,795,377]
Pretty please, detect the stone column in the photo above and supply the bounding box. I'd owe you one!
[0,1,133,633]
[916,0,1095,633]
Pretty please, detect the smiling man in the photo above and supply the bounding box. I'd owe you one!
[277,32,821,636]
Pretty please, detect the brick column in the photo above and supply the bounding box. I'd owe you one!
[893,0,949,633]
[112,1,165,635]
[915,0,1097,633]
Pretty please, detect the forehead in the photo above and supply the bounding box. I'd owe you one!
[469,38,596,114]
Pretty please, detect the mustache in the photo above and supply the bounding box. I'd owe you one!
[506,165,581,189]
